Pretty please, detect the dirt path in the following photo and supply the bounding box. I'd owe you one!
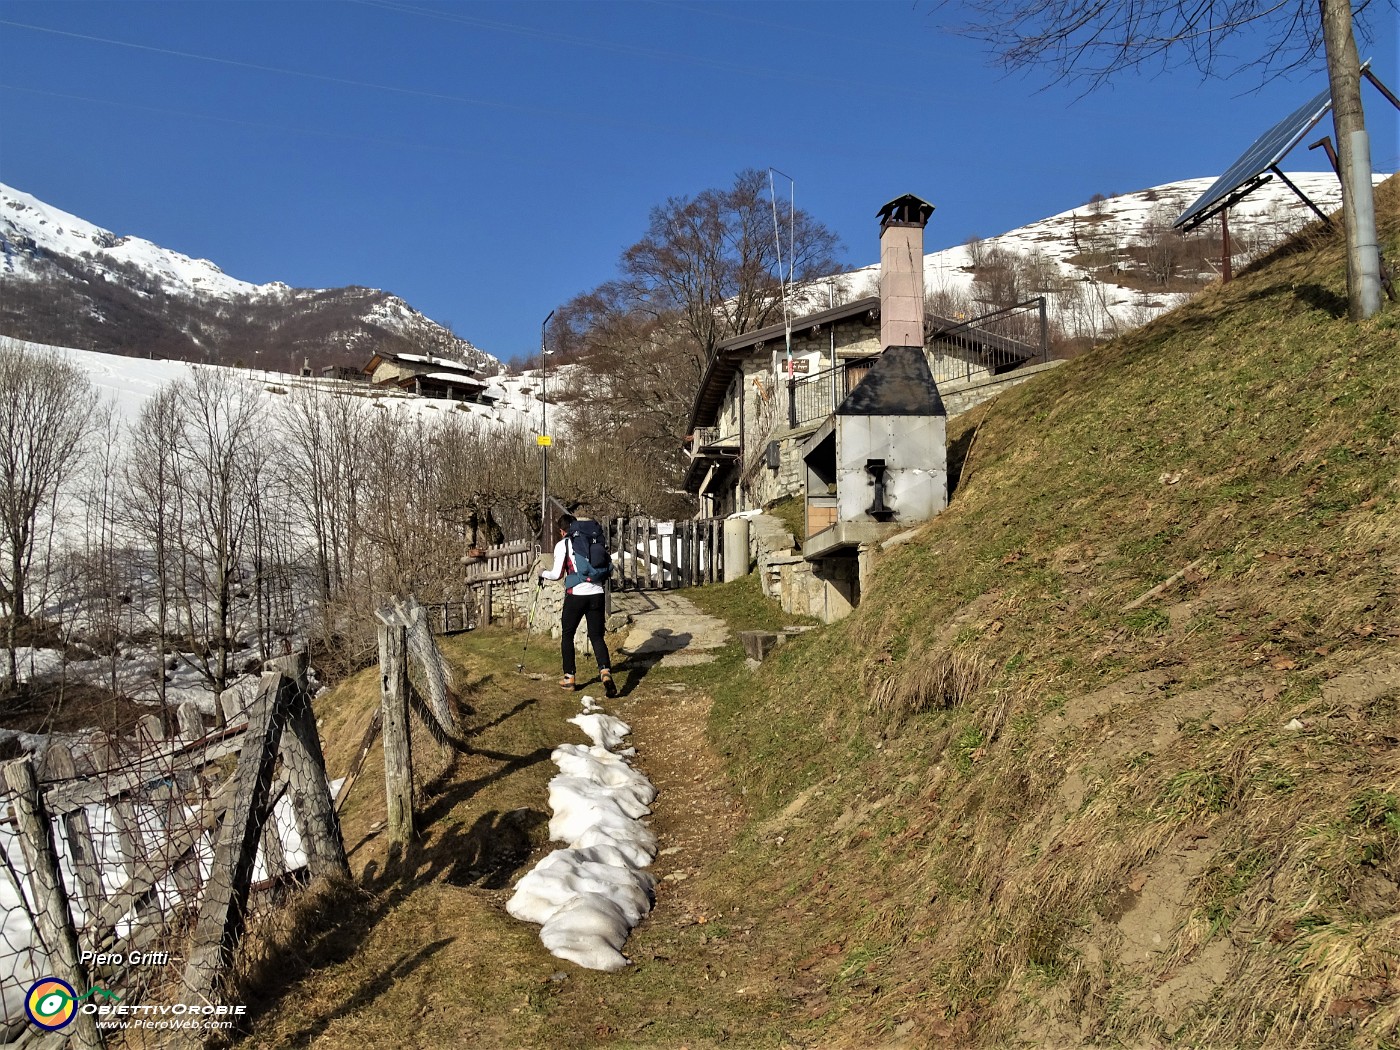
[235,593,811,1050]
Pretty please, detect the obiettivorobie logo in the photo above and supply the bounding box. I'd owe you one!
[25,978,121,1031]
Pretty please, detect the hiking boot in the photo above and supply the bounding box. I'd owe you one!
[600,669,617,698]
[558,674,577,690]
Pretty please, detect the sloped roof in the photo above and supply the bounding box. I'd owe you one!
[687,297,880,433]
[837,344,945,417]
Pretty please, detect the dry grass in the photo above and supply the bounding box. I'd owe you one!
[702,176,1400,1049]
[865,647,990,731]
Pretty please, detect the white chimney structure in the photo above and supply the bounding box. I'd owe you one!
[877,194,934,349]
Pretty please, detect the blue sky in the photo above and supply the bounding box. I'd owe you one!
[1,1,1396,364]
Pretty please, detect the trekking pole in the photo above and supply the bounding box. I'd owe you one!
[517,575,544,673]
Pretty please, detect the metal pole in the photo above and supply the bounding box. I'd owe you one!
[540,310,553,543]
[1038,295,1047,363]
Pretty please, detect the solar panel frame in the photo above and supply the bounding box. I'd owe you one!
[1173,84,1334,231]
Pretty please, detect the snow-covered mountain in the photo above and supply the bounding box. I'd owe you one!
[0,184,496,375]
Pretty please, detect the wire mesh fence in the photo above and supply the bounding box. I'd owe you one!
[1,653,346,1046]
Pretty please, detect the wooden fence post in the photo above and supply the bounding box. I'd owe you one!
[3,757,104,1049]
[267,652,350,881]
[182,673,292,1001]
[378,624,415,846]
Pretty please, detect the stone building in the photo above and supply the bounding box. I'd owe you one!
[684,193,1060,622]
[363,350,494,403]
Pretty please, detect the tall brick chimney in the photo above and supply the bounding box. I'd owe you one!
[877,194,934,349]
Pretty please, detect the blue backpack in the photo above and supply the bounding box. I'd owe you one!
[565,519,612,588]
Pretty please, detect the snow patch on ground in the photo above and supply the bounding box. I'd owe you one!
[507,696,657,971]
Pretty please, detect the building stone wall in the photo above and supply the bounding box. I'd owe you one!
[938,359,1064,417]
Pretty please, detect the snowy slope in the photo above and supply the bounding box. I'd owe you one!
[807,171,1391,332]
[3,337,551,438]
[2,183,267,300]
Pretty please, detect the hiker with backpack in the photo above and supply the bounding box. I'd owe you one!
[538,513,617,697]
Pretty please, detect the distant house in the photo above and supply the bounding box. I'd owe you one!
[320,363,371,384]
[363,350,490,403]
[684,297,884,517]
[684,226,1045,518]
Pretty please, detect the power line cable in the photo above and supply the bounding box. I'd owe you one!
[0,18,931,163]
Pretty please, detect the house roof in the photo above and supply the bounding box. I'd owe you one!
[687,296,880,433]
[363,350,481,378]
[837,344,946,417]
[686,294,1042,436]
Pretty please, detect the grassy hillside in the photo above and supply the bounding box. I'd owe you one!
[700,175,1400,1048]
[231,178,1397,1050]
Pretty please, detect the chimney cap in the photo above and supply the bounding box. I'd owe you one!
[878,194,935,230]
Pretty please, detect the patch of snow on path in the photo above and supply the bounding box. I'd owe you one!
[507,696,657,971]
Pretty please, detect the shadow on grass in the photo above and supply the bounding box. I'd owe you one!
[251,927,455,1046]
[236,723,553,1039]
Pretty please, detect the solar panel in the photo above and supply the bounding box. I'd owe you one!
[1173,83,1333,230]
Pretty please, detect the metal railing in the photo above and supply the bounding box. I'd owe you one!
[927,297,1047,387]
[781,356,877,431]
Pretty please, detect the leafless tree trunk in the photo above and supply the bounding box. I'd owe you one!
[167,367,265,703]
[124,385,186,708]
[0,340,99,694]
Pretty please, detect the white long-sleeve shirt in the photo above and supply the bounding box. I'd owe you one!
[539,536,604,596]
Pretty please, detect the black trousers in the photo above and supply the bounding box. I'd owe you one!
[560,592,611,676]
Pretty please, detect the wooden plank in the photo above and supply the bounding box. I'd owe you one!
[86,776,236,953]
[3,758,103,1049]
[182,673,292,1000]
[176,702,203,741]
[648,522,658,590]
[259,811,286,880]
[44,747,104,919]
[680,524,690,589]
[461,561,533,585]
[137,713,165,744]
[378,625,414,846]
[632,516,642,589]
[44,730,246,815]
[334,708,383,816]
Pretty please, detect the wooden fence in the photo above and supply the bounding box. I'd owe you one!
[0,654,347,1047]
[467,518,726,592]
[606,516,725,591]
[462,539,536,628]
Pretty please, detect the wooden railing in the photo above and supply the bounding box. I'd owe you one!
[606,516,724,590]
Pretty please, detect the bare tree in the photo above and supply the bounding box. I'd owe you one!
[614,168,843,361]
[0,340,99,694]
[167,367,265,703]
[276,385,371,652]
[945,0,1390,318]
[124,386,185,708]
